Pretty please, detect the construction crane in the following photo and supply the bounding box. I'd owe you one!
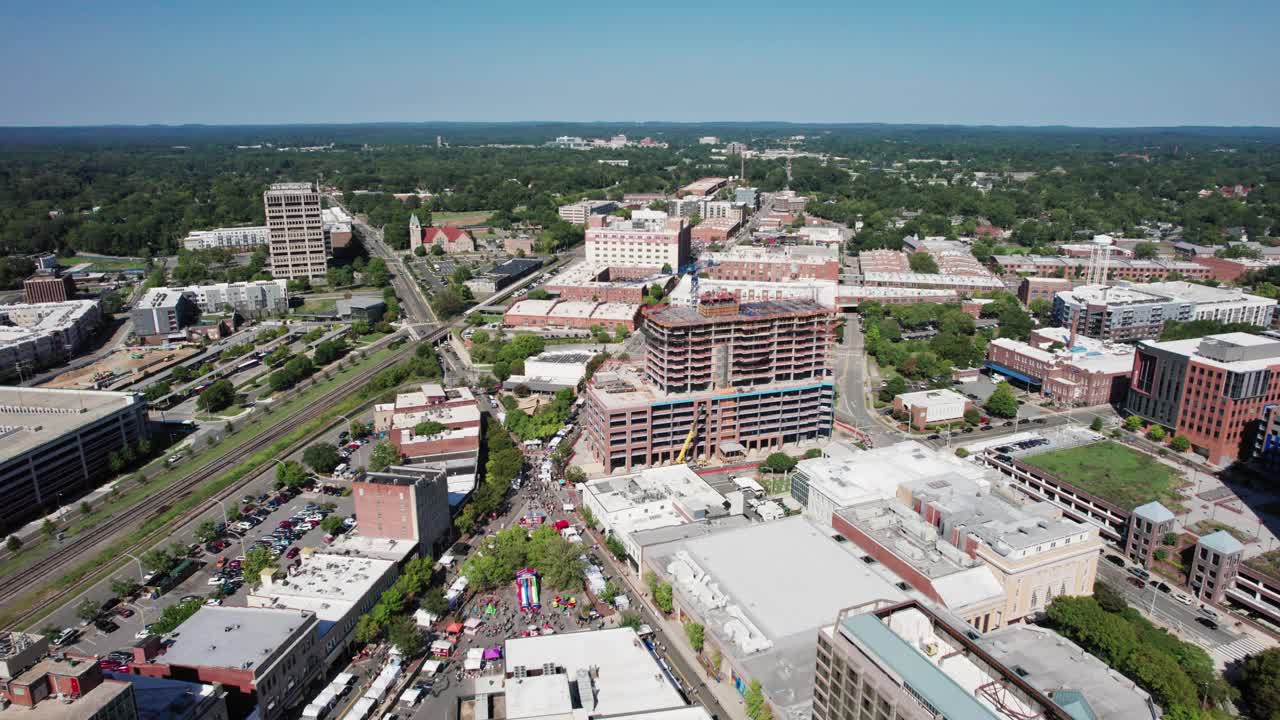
[676,406,705,464]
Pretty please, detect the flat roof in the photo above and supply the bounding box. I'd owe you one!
[115,672,224,720]
[490,258,544,278]
[646,298,829,326]
[896,388,969,408]
[504,628,687,718]
[248,552,396,622]
[321,534,420,563]
[585,465,728,535]
[157,606,313,672]
[1141,333,1280,372]
[794,440,989,509]
[862,271,1004,288]
[506,299,558,317]
[1138,280,1275,306]
[0,679,133,720]
[0,387,143,460]
[976,625,1158,719]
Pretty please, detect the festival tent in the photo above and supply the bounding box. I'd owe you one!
[482,647,503,661]
[446,622,464,635]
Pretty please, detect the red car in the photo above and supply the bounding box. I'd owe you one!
[285,547,300,559]
[277,520,294,529]
[114,607,135,619]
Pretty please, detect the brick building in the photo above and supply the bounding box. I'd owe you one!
[23,273,75,304]
[352,465,450,557]
[703,245,840,283]
[891,389,972,430]
[583,297,836,470]
[1051,284,1193,342]
[373,383,481,463]
[676,177,727,198]
[994,255,1213,282]
[985,327,1136,406]
[1017,276,1072,305]
[1124,501,1176,568]
[409,216,475,253]
[1190,531,1244,604]
[543,262,674,304]
[503,299,640,332]
[1126,333,1280,465]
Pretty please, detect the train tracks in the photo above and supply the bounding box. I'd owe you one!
[0,338,428,629]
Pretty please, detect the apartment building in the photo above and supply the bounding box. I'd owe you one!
[703,244,840,283]
[582,297,836,470]
[814,602,1157,720]
[352,465,451,558]
[182,226,270,252]
[857,249,911,274]
[584,212,690,274]
[175,280,289,316]
[132,288,198,339]
[557,200,618,225]
[994,255,1212,282]
[0,300,101,373]
[23,273,75,304]
[902,236,992,276]
[1190,531,1244,604]
[1126,332,1280,464]
[859,270,1006,295]
[985,327,1136,406]
[1051,284,1193,342]
[1138,281,1276,327]
[264,183,327,279]
[0,387,148,535]
[1017,276,1072,305]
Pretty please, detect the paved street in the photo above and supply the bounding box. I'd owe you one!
[831,315,899,447]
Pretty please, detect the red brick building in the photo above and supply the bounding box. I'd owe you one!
[1190,255,1268,283]
[22,273,75,304]
[703,245,840,283]
[1127,333,1280,465]
[374,383,482,462]
[1017,276,1072,305]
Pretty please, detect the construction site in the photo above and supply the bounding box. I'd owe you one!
[581,293,837,472]
[40,346,199,390]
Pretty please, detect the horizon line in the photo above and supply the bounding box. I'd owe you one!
[2,120,1279,131]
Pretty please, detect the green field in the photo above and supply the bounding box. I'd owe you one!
[59,255,148,271]
[1022,441,1187,511]
[296,297,338,315]
[430,210,495,226]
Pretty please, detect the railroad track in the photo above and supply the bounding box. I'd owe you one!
[0,335,434,629]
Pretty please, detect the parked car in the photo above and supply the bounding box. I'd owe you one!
[134,625,155,640]
[94,619,120,634]
[114,607,135,619]
[286,547,301,559]
[1104,554,1126,568]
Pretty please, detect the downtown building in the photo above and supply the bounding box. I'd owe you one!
[0,300,101,374]
[702,244,841,283]
[182,225,270,252]
[1125,332,1280,464]
[984,327,1136,406]
[175,280,290,316]
[584,211,691,274]
[582,295,836,471]
[264,183,328,279]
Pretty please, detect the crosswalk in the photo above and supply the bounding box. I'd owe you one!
[1213,635,1270,663]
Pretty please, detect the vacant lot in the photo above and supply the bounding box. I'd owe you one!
[1022,441,1186,511]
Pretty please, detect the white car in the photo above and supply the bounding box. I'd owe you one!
[135,625,155,640]
[296,522,315,532]
[1174,592,1194,606]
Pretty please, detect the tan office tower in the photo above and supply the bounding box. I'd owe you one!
[264,182,327,279]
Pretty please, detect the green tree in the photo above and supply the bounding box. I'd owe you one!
[1124,415,1143,431]
[745,680,766,720]
[580,505,596,529]
[142,548,175,575]
[1146,426,1167,442]
[620,611,644,630]
[1090,417,1104,432]
[76,599,101,623]
[1093,582,1128,613]
[605,534,627,561]
[369,440,401,472]
[276,460,309,489]
[110,577,139,598]
[194,519,218,543]
[302,443,341,473]
[152,599,202,635]
[387,615,424,656]
[196,379,235,413]
[1170,435,1191,452]
[685,622,705,652]
[413,420,447,437]
[421,587,449,617]
[984,383,1019,419]
[5,535,21,553]
[879,374,908,402]
[1239,648,1280,720]
[41,519,56,539]
[1028,297,1053,321]
[1133,242,1159,260]
[963,408,981,425]
[600,581,619,605]
[242,546,277,587]
[762,452,797,474]
[565,466,586,484]
[321,515,344,534]
[908,252,939,274]
[654,582,674,614]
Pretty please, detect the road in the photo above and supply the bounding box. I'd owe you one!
[331,196,437,329]
[831,315,898,447]
[1096,559,1238,648]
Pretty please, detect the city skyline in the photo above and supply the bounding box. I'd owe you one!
[2,0,1277,127]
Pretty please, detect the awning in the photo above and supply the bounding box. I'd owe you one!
[446,622,464,634]
[984,361,1041,386]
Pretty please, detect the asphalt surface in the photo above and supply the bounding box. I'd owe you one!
[1096,558,1239,648]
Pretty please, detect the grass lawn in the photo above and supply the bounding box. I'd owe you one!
[431,210,495,226]
[0,347,399,629]
[59,255,148,271]
[356,331,390,345]
[195,404,244,421]
[296,297,338,315]
[1021,441,1187,512]
[1189,520,1251,543]
[1248,550,1280,579]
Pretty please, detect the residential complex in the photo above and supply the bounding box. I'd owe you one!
[814,601,1158,720]
[264,183,327,279]
[557,199,617,225]
[0,387,148,534]
[668,274,840,309]
[0,299,101,373]
[351,464,451,557]
[903,236,993,276]
[23,272,76,304]
[182,226,270,252]
[584,212,691,274]
[985,327,1136,406]
[703,245,841,283]
[994,254,1212,282]
[859,270,1005,294]
[1138,280,1276,327]
[174,280,289,316]
[582,297,836,470]
[132,288,199,340]
[1126,332,1280,464]
[1051,284,1194,342]
[1017,276,1073,305]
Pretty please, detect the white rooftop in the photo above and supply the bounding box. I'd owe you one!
[504,628,689,719]
[156,606,313,673]
[584,466,727,538]
[794,440,989,509]
[896,388,969,409]
[247,552,396,622]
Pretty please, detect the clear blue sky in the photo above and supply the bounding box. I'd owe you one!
[2,0,1276,127]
